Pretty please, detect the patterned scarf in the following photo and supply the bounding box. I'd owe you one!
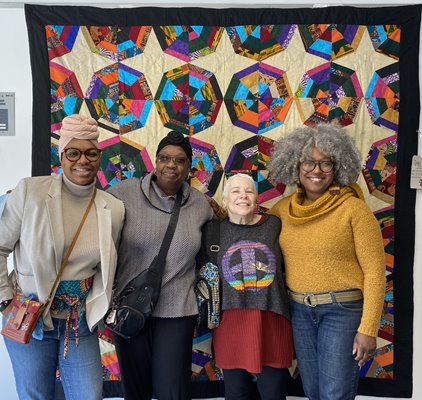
[50,276,93,358]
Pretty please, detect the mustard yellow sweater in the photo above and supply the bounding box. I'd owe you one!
[270,184,386,337]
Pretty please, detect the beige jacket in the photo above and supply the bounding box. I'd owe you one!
[0,174,124,331]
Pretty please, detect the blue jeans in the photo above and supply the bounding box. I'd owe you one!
[4,316,103,400]
[290,299,362,400]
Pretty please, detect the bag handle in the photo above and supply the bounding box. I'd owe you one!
[207,220,220,265]
[43,189,97,305]
[148,189,183,275]
[196,219,220,269]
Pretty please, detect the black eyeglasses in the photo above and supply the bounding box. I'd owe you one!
[63,148,102,162]
[156,154,189,166]
[300,160,334,173]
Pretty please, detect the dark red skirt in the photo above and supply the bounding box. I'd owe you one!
[212,309,294,374]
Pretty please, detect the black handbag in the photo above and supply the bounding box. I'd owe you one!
[105,190,182,340]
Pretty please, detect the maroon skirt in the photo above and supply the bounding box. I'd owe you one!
[212,308,294,374]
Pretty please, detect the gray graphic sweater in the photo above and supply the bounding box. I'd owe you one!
[199,215,290,319]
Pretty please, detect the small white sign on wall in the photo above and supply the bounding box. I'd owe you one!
[0,92,15,136]
[411,155,422,189]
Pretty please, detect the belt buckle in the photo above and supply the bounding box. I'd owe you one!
[303,293,317,307]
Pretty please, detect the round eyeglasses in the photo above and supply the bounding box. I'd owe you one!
[156,154,189,166]
[300,160,334,173]
[63,148,102,162]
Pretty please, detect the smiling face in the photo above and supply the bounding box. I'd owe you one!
[299,147,334,202]
[222,175,257,222]
[60,138,100,186]
[155,145,190,195]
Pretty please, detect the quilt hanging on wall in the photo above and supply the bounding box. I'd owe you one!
[25,4,421,398]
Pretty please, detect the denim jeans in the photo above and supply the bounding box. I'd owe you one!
[4,316,103,400]
[289,299,362,400]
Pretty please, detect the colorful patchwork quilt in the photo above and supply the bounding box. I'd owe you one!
[25,4,421,398]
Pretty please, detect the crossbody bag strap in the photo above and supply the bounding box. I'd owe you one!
[148,189,183,275]
[44,189,97,305]
[207,219,221,265]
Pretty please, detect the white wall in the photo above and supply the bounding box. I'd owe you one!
[0,2,420,399]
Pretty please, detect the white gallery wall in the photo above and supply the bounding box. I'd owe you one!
[0,1,421,399]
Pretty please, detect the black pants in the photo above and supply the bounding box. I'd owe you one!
[114,315,196,400]
[223,367,288,400]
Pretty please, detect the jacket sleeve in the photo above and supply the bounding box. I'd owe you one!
[0,179,27,301]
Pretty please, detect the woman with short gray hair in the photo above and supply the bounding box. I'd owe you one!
[199,173,293,400]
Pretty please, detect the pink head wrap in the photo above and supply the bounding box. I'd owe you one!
[58,114,100,155]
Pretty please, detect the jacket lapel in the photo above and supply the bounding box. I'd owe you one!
[45,175,65,273]
[95,193,112,291]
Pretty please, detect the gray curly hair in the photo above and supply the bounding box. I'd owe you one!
[267,123,362,186]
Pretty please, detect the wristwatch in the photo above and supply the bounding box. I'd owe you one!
[0,299,12,312]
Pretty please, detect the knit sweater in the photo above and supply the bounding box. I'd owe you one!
[61,174,99,281]
[270,184,386,337]
[107,173,213,318]
[199,215,290,318]
[50,175,99,320]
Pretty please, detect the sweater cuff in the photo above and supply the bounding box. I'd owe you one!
[357,323,379,338]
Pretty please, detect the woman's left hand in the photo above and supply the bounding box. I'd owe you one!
[353,332,376,367]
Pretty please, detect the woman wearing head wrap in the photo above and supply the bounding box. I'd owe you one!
[268,123,386,400]
[107,130,213,400]
[0,114,125,400]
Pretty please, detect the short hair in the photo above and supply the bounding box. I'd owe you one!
[267,123,362,186]
[222,173,256,200]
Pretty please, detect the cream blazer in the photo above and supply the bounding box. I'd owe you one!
[0,174,124,331]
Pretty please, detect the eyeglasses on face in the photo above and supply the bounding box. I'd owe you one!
[300,160,334,173]
[156,154,189,166]
[63,148,102,162]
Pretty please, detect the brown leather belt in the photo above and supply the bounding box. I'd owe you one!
[288,289,362,307]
